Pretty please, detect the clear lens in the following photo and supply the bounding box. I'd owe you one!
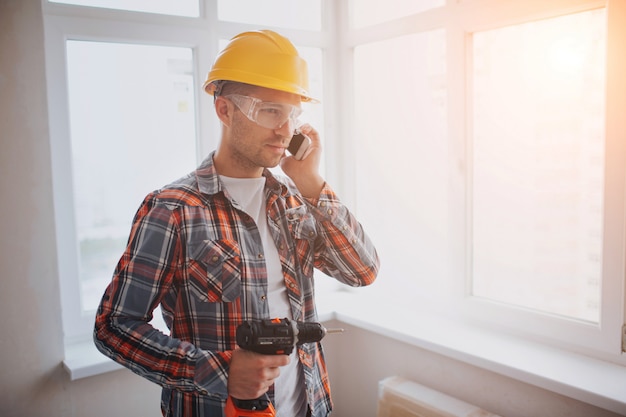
[227,94,302,130]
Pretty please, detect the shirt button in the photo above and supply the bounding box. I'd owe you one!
[211,255,219,263]
[320,201,326,207]
[261,295,267,301]
[258,253,264,259]
[327,209,333,215]
[279,243,285,250]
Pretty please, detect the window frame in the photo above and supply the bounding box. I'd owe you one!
[44,0,626,365]
[44,8,216,345]
[457,0,626,362]
[346,0,626,363]
[43,0,333,346]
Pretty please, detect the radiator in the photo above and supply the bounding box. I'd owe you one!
[377,376,502,417]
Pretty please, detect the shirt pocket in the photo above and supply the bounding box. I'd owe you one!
[187,239,242,303]
[286,206,317,278]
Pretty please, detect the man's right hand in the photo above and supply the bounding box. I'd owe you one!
[227,348,291,399]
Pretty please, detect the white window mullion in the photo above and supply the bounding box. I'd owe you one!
[322,0,353,206]
[45,15,87,344]
[447,1,471,315]
[603,0,626,354]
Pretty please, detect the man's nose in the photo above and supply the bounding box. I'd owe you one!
[274,118,298,138]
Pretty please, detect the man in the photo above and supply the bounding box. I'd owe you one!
[94,30,379,417]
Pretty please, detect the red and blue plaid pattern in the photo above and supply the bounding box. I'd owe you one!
[94,152,379,417]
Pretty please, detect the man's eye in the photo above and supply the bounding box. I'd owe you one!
[261,107,285,117]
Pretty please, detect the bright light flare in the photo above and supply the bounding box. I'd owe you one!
[548,37,587,80]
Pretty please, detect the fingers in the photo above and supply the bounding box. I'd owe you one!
[228,349,291,399]
[296,123,320,146]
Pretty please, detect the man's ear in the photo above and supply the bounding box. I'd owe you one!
[214,96,233,127]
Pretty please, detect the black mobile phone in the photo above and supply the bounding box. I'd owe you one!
[287,133,311,160]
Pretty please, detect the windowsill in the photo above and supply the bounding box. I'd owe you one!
[318,290,626,416]
[64,292,626,415]
[63,339,123,380]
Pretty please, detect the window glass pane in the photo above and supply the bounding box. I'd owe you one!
[350,0,443,28]
[66,41,197,312]
[50,0,199,17]
[354,31,448,304]
[471,9,606,323]
[218,0,321,30]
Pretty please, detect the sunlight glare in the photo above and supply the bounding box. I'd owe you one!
[548,37,586,81]
[471,8,606,323]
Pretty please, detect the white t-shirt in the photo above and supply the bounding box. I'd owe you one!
[220,175,308,417]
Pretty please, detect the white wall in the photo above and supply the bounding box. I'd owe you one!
[0,1,160,416]
[0,1,621,416]
[323,320,621,417]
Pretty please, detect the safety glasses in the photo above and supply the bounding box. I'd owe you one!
[225,94,302,130]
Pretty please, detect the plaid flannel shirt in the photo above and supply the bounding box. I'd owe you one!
[94,152,379,417]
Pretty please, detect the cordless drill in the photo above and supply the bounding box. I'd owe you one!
[224,318,342,417]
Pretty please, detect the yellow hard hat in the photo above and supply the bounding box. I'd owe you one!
[203,30,317,103]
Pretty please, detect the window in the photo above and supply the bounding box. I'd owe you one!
[470,9,606,323]
[353,30,450,305]
[46,0,625,365]
[66,40,198,313]
[44,1,328,346]
[351,0,626,360]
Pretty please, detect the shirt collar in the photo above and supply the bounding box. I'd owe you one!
[195,151,287,197]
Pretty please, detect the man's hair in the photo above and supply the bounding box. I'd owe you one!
[214,81,256,99]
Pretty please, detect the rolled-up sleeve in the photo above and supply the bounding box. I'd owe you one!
[304,183,380,287]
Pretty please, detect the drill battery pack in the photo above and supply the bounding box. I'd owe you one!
[225,395,276,417]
